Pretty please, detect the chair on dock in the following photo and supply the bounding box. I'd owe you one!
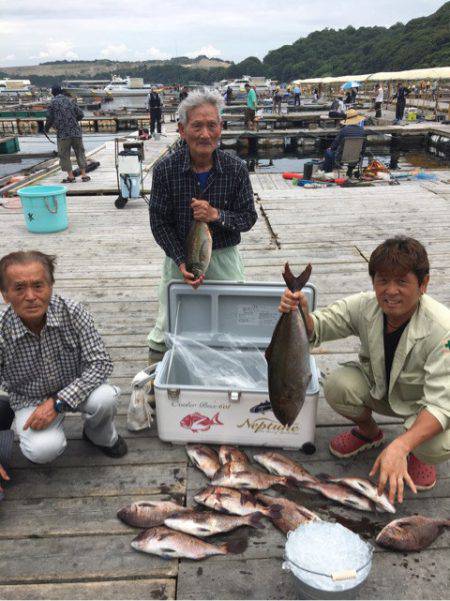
[335,136,365,178]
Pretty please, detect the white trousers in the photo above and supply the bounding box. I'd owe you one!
[14,384,120,465]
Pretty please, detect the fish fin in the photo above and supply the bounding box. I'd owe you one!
[282,262,312,292]
[283,477,299,489]
[224,537,248,555]
[240,490,256,506]
[268,504,283,520]
[316,473,332,482]
[249,512,266,529]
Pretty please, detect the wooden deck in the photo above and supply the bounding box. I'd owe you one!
[0,143,449,599]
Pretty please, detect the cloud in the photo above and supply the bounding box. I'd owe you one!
[32,40,79,61]
[2,54,16,62]
[134,47,170,61]
[100,43,129,59]
[186,45,222,59]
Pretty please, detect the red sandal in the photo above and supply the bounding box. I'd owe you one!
[329,427,384,459]
[407,454,437,490]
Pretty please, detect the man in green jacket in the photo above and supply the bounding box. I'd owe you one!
[279,237,450,504]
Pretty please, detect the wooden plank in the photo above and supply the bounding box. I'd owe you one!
[6,463,186,500]
[0,534,177,584]
[0,579,176,600]
[176,549,450,600]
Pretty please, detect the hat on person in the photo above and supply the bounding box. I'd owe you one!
[340,108,365,125]
[51,85,62,96]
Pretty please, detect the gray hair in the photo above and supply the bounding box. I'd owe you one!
[178,87,224,125]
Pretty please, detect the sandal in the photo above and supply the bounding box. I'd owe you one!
[81,175,91,182]
[329,427,384,458]
[61,177,75,183]
[407,454,437,490]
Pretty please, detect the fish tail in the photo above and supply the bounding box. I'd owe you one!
[248,511,266,530]
[282,262,312,292]
[212,412,223,425]
[224,537,248,555]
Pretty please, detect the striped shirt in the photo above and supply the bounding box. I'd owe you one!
[0,295,112,411]
[149,145,257,266]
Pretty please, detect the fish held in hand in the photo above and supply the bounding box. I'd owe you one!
[186,444,221,478]
[330,477,396,514]
[266,263,312,427]
[194,486,281,519]
[219,445,250,466]
[211,461,296,490]
[303,480,375,512]
[186,221,212,279]
[253,451,318,485]
[376,516,450,552]
[131,526,247,559]
[256,492,321,534]
[164,509,264,537]
[117,500,188,528]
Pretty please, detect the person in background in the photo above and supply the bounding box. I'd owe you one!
[293,84,301,107]
[272,87,283,115]
[312,87,319,102]
[279,237,450,503]
[147,88,163,135]
[179,86,189,103]
[147,89,257,363]
[44,86,90,184]
[225,86,233,106]
[0,250,128,472]
[322,108,365,173]
[329,96,346,119]
[374,84,384,118]
[393,82,410,124]
[244,83,257,130]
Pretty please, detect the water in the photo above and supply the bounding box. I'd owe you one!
[230,147,450,174]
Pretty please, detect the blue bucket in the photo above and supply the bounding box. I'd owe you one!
[18,185,68,233]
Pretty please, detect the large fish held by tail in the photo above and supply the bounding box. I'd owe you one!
[266,263,312,426]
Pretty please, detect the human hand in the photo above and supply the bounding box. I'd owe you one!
[369,440,417,504]
[191,198,219,223]
[0,463,10,493]
[179,263,205,290]
[279,289,314,336]
[23,398,58,431]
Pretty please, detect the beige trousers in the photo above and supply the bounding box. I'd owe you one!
[324,364,450,465]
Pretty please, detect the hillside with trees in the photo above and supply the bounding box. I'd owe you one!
[1,2,449,86]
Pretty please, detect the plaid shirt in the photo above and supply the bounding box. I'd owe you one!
[0,295,112,411]
[149,145,257,266]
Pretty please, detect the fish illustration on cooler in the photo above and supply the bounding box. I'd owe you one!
[180,412,223,433]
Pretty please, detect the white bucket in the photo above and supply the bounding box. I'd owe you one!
[283,522,373,600]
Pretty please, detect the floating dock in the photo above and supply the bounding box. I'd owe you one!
[0,125,449,600]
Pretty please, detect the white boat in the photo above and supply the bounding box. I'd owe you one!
[0,79,32,93]
[220,76,273,96]
[104,76,152,96]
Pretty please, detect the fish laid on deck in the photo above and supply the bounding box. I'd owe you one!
[211,460,296,490]
[219,445,250,465]
[131,526,247,559]
[302,480,375,512]
[256,492,321,534]
[117,500,189,528]
[186,444,221,478]
[164,509,264,537]
[194,485,281,518]
[329,477,396,513]
[253,451,318,484]
[266,263,312,426]
[376,516,450,552]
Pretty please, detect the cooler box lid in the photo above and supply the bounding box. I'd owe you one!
[166,280,317,349]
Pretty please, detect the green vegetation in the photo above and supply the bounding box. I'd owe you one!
[3,2,449,86]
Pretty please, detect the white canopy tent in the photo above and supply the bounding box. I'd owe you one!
[292,66,450,85]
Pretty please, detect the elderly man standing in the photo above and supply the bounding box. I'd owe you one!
[44,86,90,184]
[279,237,450,505]
[0,250,127,476]
[147,88,258,363]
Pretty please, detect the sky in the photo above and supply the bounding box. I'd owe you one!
[0,0,447,67]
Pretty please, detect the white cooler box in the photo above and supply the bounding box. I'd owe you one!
[154,280,320,453]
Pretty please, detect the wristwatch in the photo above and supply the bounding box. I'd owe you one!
[53,398,67,413]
